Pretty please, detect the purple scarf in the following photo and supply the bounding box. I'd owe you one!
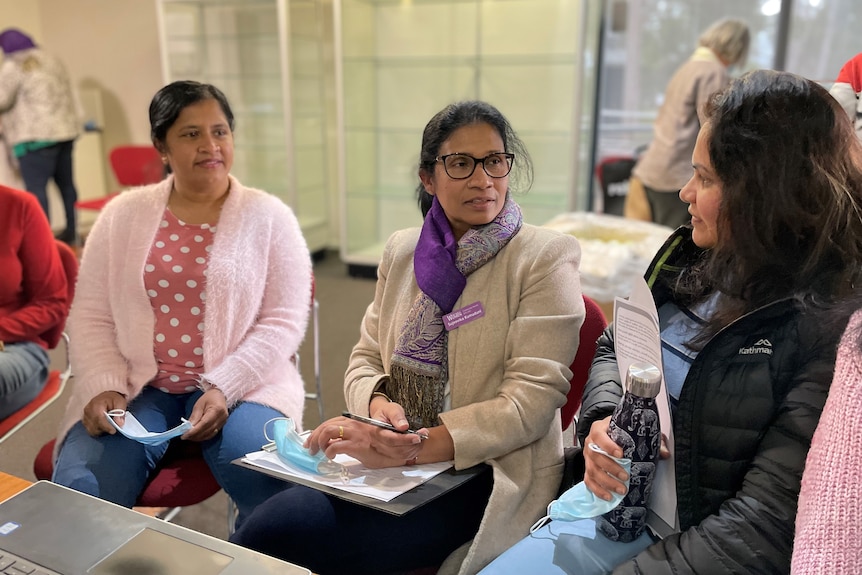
[387,196,522,428]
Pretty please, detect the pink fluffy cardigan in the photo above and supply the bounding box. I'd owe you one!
[792,309,862,573]
[55,175,311,456]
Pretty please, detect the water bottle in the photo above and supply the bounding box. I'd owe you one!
[598,361,662,543]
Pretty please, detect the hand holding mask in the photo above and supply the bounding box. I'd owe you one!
[267,417,342,476]
[104,410,192,446]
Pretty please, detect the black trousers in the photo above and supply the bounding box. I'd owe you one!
[230,466,493,575]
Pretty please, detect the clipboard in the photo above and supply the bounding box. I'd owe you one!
[231,457,487,516]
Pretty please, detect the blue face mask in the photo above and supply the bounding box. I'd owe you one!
[105,410,192,446]
[530,443,632,533]
[267,418,340,476]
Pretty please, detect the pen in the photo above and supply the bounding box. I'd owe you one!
[342,411,429,440]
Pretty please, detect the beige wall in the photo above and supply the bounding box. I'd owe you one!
[0,1,42,39]
[0,0,164,189]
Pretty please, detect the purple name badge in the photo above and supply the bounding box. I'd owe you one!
[443,302,485,331]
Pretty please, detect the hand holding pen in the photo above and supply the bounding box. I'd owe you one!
[342,411,429,440]
[303,409,428,469]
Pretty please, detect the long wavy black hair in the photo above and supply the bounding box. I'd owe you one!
[675,69,862,341]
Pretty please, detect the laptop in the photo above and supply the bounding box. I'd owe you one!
[0,481,310,575]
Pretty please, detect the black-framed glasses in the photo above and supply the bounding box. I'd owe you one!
[435,153,515,180]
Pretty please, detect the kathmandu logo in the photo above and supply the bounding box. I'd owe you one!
[738,339,773,356]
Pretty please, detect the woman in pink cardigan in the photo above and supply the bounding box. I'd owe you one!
[793,306,862,573]
[52,81,312,526]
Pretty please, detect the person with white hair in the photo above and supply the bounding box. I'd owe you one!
[626,18,750,229]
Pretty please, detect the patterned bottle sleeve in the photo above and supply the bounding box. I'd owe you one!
[598,362,662,543]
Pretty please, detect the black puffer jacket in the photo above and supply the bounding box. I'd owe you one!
[576,227,845,575]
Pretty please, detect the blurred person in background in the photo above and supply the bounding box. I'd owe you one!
[828,51,862,141]
[626,18,749,229]
[0,28,82,245]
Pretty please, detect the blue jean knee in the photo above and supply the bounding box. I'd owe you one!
[53,388,290,522]
[0,341,50,421]
[200,402,291,526]
[52,386,188,506]
[477,518,655,575]
[53,420,171,507]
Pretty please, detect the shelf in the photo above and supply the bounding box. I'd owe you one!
[165,32,279,42]
[162,0,276,6]
[342,125,574,139]
[341,241,389,266]
[160,0,334,251]
[164,72,283,81]
[344,0,494,6]
[342,54,579,66]
[338,0,596,265]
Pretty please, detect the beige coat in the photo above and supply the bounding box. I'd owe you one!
[633,47,727,191]
[345,223,584,575]
[0,48,81,146]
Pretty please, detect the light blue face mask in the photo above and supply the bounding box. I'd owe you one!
[105,410,192,446]
[267,417,340,476]
[530,443,632,533]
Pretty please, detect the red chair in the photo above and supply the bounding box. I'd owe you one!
[34,438,222,514]
[75,145,164,212]
[594,156,637,216]
[0,240,78,443]
[561,295,608,431]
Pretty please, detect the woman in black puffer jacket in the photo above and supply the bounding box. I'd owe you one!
[577,226,846,574]
[479,69,862,575]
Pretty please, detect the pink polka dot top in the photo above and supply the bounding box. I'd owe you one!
[143,209,216,393]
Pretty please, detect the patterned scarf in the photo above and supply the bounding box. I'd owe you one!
[386,196,522,428]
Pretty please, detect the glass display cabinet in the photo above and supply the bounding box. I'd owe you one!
[157,0,332,253]
[335,0,601,269]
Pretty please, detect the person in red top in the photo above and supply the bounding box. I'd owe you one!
[0,184,68,420]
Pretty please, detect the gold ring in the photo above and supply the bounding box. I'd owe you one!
[338,425,344,439]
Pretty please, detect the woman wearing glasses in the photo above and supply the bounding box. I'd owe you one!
[230,100,585,575]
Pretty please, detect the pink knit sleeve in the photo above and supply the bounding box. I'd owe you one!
[792,311,862,573]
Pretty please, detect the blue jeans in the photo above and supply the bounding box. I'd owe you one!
[476,518,655,575]
[0,341,50,420]
[53,386,291,525]
[18,140,78,237]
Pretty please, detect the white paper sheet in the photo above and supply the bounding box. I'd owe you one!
[242,450,452,502]
[613,276,679,537]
